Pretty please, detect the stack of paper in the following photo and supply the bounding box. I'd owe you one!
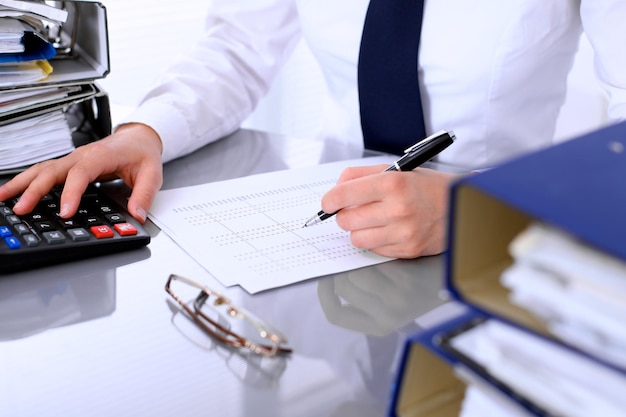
[453,222,626,416]
[0,110,73,170]
[502,223,626,369]
[0,1,74,172]
[0,84,80,114]
[0,0,68,85]
[0,0,68,24]
[0,58,51,86]
[0,17,26,52]
[454,319,626,417]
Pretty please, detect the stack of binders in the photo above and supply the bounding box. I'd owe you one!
[0,0,111,175]
[389,120,626,417]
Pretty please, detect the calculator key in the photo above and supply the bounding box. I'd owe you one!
[13,223,30,235]
[4,236,21,249]
[106,213,125,224]
[67,228,90,242]
[42,231,66,245]
[0,226,12,237]
[34,221,55,232]
[5,215,20,225]
[84,216,101,226]
[114,223,138,236]
[30,213,45,222]
[91,225,114,239]
[59,219,78,228]
[23,234,39,247]
[0,206,13,216]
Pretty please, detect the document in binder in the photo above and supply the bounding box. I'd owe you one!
[0,0,109,89]
[0,0,69,24]
[0,84,112,175]
[0,17,56,62]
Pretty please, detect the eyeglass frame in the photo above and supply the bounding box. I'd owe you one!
[165,274,292,357]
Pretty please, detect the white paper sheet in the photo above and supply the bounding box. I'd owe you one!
[0,110,73,170]
[0,0,68,24]
[502,223,626,368]
[459,384,533,417]
[451,320,626,417]
[148,156,397,293]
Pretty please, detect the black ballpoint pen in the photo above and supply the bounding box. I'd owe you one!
[303,129,456,227]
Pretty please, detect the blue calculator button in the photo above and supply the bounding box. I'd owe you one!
[4,236,21,249]
[0,226,11,237]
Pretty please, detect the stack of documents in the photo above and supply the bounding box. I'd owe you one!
[454,222,626,416]
[0,0,74,172]
[0,0,66,82]
[0,0,68,23]
[0,84,80,114]
[0,16,28,53]
[0,110,72,170]
[503,223,626,369]
[453,319,626,417]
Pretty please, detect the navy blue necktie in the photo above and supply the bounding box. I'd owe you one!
[358,0,426,155]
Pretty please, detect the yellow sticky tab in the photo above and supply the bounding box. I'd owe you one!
[36,59,53,75]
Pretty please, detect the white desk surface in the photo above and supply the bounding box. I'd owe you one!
[0,129,448,417]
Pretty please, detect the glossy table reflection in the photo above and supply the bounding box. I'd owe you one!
[0,130,452,417]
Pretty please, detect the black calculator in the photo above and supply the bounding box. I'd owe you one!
[0,183,150,273]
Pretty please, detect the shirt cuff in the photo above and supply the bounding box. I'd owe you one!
[118,99,192,163]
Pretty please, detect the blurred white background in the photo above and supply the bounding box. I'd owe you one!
[98,1,607,142]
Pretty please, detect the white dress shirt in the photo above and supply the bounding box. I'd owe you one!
[124,0,626,170]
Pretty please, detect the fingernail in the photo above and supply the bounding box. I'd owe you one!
[12,200,23,212]
[135,207,147,223]
[59,203,71,218]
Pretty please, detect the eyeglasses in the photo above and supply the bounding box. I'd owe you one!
[165,274,292,357]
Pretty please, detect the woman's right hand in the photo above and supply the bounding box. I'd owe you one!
[0,123,164,224]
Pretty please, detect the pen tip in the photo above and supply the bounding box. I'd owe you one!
[303,214,323,228]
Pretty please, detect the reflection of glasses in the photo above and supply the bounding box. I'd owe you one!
[167,300,288,389]
[165,274,292,357]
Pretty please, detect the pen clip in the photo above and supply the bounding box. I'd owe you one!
[403,130,448,154]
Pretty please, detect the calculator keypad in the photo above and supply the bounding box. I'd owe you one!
[0,184,150,272]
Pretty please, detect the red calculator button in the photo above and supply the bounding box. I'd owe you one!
[90,225,114,239]
[114,222,138,236]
